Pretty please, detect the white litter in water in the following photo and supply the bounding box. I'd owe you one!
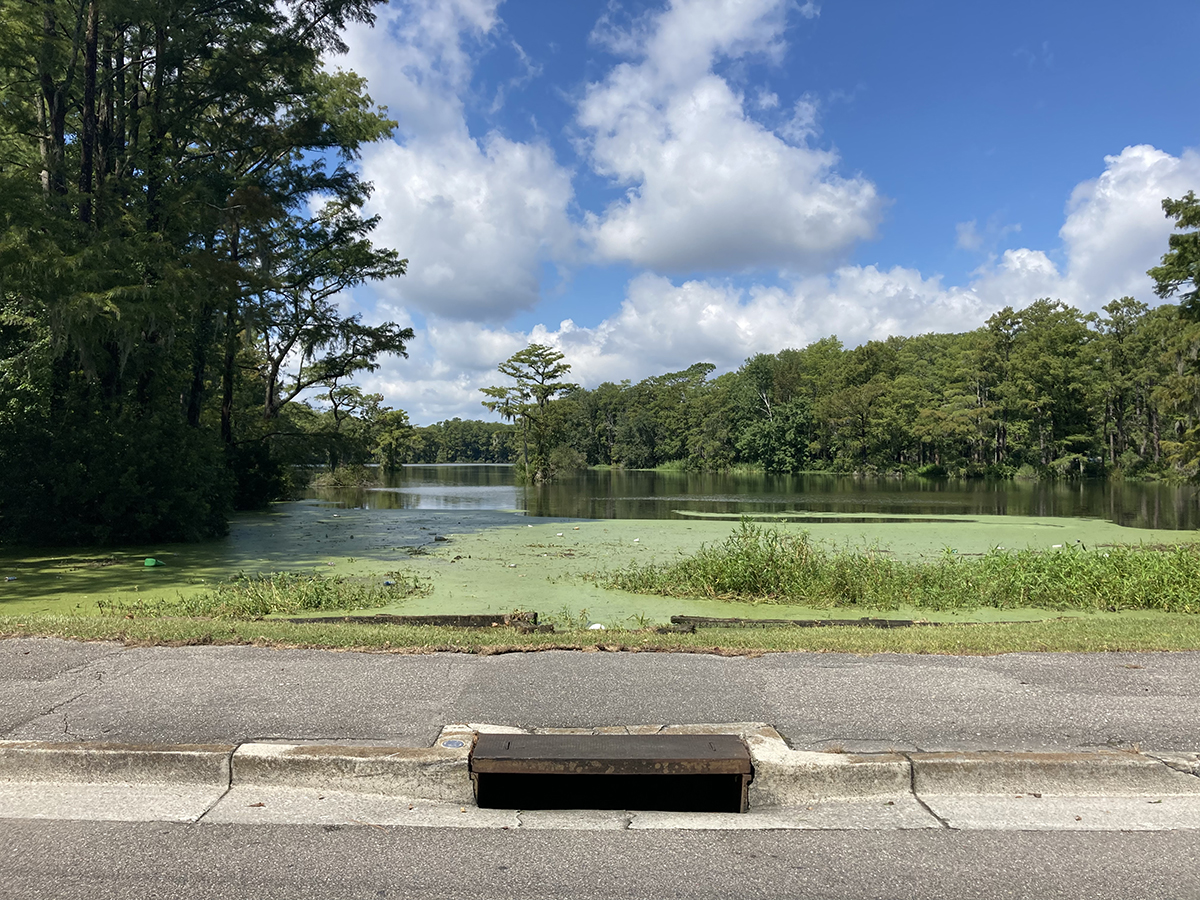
[557,533,563,537]
[1052,544,1063,548]
[508,563,517,568]
[587,623,606,631]
[633,538,640,543]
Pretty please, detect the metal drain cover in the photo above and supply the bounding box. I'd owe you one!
[471,733,751,775]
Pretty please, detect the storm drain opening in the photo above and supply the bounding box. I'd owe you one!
[470,733,752,813]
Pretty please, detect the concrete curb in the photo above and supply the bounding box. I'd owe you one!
[910,750,1200,796]
[0,740,233,785]
[232,726,477,803]
[3,728,1199,808]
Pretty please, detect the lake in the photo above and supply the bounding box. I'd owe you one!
[309,466,1200,531]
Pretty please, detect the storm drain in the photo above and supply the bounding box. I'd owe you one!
[470,733,753,813]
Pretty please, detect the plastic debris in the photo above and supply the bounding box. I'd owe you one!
[508,563,517,568]
[143,558,164,567]
[556,532,564,537]
[4,576,15,582]
[587,623,606,630]
[384,580,395,586]
[633,538,640,543]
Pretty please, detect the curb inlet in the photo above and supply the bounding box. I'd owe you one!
[470,734,752,813]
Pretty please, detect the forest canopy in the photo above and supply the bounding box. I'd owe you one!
[0,0,409,544]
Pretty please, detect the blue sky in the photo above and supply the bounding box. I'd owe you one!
[334,0,1200,423]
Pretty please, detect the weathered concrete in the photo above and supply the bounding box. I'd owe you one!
[231,726,476,803]
[909,749,1200,796]
[0,740,233,784]
[4,725,1200,830]
[0,781,225,823]
[923,794,1200,830]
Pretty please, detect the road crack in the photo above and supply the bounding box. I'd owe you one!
[904,752,952,829]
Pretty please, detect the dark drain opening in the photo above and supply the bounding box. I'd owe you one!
[470,733,753,813]
[475,772,747,812]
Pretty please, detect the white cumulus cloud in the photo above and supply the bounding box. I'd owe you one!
[338,0,577,322]
[578,0,883,272]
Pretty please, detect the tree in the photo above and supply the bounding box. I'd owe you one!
[0,0,409,542]
[481,344,576,480]
[1149,192,1200,319]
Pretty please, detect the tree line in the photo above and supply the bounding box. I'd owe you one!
[0,0,409,544]
[465,194,1200,482]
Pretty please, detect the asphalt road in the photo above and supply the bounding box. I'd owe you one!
[2,819,1197,900]
[2,637,1198,751]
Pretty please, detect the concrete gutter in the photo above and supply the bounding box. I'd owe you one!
[2,727,1199,829]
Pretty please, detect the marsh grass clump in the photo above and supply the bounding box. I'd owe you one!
[603,521,1200,613]
[97,571,427,620]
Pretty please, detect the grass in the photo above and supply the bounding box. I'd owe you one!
[4,612,1200,654]
[600,521,1200,613]
[95,571,428,620]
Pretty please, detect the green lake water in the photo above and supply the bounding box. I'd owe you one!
[4,466,1199,624]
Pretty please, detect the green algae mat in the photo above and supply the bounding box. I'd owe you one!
[3,502,1199,629]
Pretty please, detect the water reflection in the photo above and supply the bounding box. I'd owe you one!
[306,465,1200,530]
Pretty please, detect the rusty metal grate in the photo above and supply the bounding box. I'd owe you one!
[471,734,752,813]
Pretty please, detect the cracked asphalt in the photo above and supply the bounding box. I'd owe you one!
[3,637,1198,752]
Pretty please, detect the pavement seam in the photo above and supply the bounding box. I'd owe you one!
[904,752,952,829]
[190,742,239,825]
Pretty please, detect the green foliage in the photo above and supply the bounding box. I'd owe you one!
[605,521,1200,613]
[96,571,426,620]
[544,294,1198,480]
[1149,192,1200,318]
[481,344,577,480]
[0,0,410,542]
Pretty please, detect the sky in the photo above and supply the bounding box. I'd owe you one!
[330,0,1200,425]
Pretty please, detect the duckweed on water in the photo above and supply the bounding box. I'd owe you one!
[602,522,1200,613]
[96,571,428,620]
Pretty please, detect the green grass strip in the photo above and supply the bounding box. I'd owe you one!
[4,613,1200,655]
[601,521,1200,613]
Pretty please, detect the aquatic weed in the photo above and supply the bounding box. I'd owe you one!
[601,521,1200,613]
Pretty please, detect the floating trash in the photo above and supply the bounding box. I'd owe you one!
[143,558,165,567]
[4,576,15,582]
[633,538,640,543]
[508,563,517,568]
[556,533,563,537]
[587,623,606,631]
[384,580,395,586]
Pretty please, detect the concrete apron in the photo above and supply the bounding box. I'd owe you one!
[1,725,1198,831]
